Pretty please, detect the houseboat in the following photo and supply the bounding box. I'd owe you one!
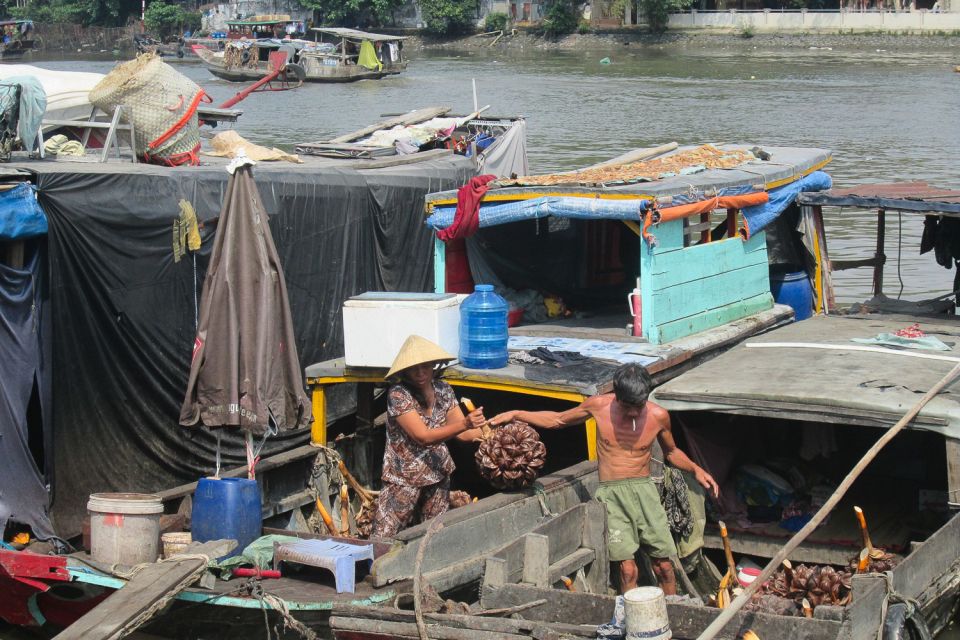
[0,19,34,58]
[193,27,407,83]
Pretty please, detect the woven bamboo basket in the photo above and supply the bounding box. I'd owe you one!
[89,54,206,164]
[161,531,192,558]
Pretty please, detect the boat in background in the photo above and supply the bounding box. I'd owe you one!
[0,20,34,59]
[193,27,407,83]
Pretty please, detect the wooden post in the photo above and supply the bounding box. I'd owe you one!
[946,437,960,511]
[483,556,508,590]
[873,209,885,297]
[522,533,550,588]
[3,241,24,268]
[726,208,737,240]
[311,385,327,446]
[581,500,609,593]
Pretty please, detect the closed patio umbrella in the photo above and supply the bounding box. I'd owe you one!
[180,158,310,472]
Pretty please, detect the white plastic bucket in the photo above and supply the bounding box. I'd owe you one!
[88,493,163,565]
[624,586,671,640]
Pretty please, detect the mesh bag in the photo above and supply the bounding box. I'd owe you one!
[90,54,207,165]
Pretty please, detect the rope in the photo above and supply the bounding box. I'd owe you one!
[108,552,211,580]
[532,482,557,519]
[876,571,923,640]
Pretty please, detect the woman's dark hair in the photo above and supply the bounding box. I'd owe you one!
[394,362,447,408]
[612,363,652,407]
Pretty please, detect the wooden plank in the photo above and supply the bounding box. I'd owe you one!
[329,106,452,143]
[647,233,768,290]
[347,148,453,169]
[890,511,960,600]
[374,467,598,585]
[845,574,887,640]
[329,617,528,640]
[481,583,841,640]
[831,257,882,272]
[54,540,235,640]
[652,293,773,345]
[946,439,960,510]
[416,504,589,592]
[547,548,594,584]
[648,261,770,322]
[646,217,685,252]
[523,533,550,587]
[701,532,859,567]
[581,500,609,593]
[483,556,507,589]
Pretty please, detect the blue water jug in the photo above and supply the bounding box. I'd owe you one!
[459,284,508,369]
[192,477,262,558]
[770,270,813,321]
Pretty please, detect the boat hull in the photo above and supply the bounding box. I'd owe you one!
[194,46,406,83]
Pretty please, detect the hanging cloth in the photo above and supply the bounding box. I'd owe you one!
[358,40,382,71]
[436,175,497,242]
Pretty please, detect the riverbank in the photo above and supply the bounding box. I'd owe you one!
[410,28,960,52]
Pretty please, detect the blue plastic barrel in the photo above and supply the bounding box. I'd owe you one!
[459,284,508,369]
[191,477,262,558]
[770,270,813,321]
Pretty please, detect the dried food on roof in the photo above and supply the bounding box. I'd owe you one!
[498,144,758,188]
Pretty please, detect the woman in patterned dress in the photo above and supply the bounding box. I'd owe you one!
[370,335,487,538]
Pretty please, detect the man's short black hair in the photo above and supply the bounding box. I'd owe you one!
[612,363,653,407]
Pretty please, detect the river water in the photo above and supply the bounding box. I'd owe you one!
[31,44,960,303]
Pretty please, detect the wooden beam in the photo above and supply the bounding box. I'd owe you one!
[947,438,960,510]
[54,540,235,640]
[329,106,452,144]
[483,556,507,589]
[580,500,608,593]
[831,257,884,272]
[523,534,550,588]
[874,208,886,297]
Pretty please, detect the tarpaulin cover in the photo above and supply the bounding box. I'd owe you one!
[37,158,474,534]
[0,181,47,240]
[741,171,832,238]
[1,75,46,154]
[425,184,759,231]
[180,165,310,435]
[0,241,56,539]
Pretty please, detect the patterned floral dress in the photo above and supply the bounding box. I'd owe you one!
[370,379,457,538]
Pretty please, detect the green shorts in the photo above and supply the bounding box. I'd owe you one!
[596,477,678,562]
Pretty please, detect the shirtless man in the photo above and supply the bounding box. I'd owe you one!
[491,363,719,595]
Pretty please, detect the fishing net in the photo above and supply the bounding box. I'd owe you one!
[89,53,208,166]
[475,421,546,490]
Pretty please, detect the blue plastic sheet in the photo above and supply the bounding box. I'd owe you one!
[426,183,759,231]
[0,182,47,240]
[741,171,832,238]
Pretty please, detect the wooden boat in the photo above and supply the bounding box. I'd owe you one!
[194,27,407,83]
[0,19,34,59]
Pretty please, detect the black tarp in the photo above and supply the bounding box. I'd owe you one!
[35,157,474,534]
[0,239,55,539]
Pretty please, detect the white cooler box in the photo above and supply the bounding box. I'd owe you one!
[342,292,463,368]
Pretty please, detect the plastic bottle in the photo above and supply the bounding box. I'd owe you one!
[459,284,508,369]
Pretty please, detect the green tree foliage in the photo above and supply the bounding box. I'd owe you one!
[299,0,404,28]
[144,1,184,38]
[639,0,694,33]
[484,10,507,31]
[12,0,135,26]
[540,0,578,37]
[419,0,475,35]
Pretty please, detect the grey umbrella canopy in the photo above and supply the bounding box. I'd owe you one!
[180,162,311,435]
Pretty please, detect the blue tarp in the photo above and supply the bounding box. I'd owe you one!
[0,182,46,240]
[426,184,759,231]
[741,171,832,238]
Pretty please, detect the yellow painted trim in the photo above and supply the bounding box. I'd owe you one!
[311,387,327,446]
[428,191,655,208]
[812,224,825,314]
[306,375,384,385]
[585,417,598,461]
[764,157,832,190]
[445,378,586,402]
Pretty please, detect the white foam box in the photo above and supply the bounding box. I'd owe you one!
[342,292,463,368]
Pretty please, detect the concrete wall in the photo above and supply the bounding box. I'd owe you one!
[669,9,960,32]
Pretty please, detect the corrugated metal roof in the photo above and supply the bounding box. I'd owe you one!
[798,181,960,215]
[311,28,408,41]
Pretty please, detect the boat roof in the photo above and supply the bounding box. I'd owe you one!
[311,27,408,42]
[0,19,31,26]
[651,314,960,439]
[797,181,960,216]
[226,18,297,26]
[425,144,831,207]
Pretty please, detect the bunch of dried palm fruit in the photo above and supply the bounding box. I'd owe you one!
[475,420,547,489]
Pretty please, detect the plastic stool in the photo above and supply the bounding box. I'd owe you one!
[273,539,374,593]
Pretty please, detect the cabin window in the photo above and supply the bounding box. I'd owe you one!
[682,208,741,248]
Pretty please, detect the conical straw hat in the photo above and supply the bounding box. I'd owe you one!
[386,335,454,380]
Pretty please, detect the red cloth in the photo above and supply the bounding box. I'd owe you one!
[436,174,497,241]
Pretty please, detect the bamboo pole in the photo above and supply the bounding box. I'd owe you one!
[696,361,960,640]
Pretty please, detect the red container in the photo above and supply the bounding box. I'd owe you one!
[507,308,524,327]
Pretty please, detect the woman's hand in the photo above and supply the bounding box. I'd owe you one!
[490,410,520,426]
[467,407,486,430]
